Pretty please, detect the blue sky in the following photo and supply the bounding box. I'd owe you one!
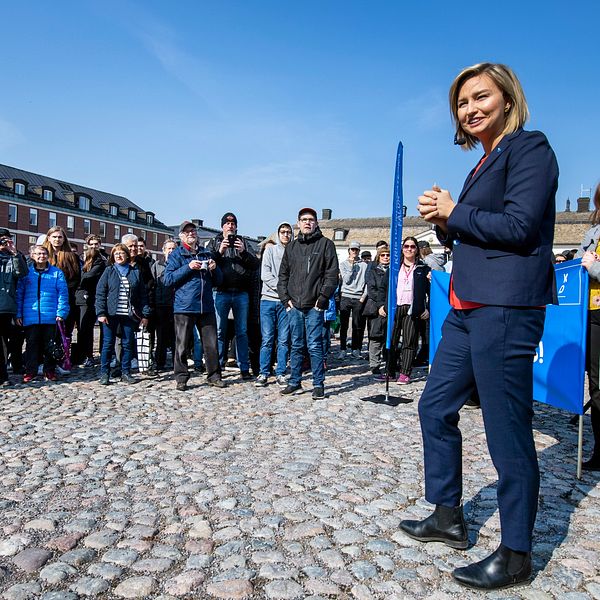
[2,0,598,237]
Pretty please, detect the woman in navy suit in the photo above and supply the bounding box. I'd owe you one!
[400,63,558,591]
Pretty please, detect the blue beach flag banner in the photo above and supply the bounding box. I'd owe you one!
[386,142,404,349]
[429,260,588,415]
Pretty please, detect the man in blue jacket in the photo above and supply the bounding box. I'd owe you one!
[164,221,226,391]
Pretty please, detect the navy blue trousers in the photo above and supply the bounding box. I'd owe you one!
[419,306,545,552]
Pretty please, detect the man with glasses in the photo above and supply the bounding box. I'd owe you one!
[164,221,225,391]
[255,222,294,387]
[338,241,369,360]
[208,212,260,381]
[277,208,339,399]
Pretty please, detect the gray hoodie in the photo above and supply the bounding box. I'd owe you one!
[577,224,600,281]
[340,258,368,300]
[261,222,294,301]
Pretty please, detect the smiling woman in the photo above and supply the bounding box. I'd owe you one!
[406,63,559,592]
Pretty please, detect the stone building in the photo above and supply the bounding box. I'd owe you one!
[0,163,173,258]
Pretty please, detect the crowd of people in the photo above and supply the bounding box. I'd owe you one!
[0,207,448,396]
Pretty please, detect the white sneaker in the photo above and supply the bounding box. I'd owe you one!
[255,374,268,387]
[276,375,288,388]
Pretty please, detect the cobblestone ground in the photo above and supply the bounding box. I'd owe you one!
[1,353,599,599]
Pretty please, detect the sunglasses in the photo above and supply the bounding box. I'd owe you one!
[380,253,390,257]
[403,244,417,249]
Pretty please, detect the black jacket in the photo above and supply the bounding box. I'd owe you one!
[75,255,106,307]
[366,263,389,340]
[207,234,260,291]
[277,227,339,310]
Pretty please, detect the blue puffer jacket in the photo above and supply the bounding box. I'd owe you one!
[163,245,222,314]
[16,265,70,326]
[95,264,151,319]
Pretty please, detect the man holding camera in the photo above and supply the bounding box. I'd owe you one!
[0,229,28,384]
[164,221,225,391]
[208,212,260,380]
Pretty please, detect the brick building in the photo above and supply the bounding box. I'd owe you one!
[0,164,172,257]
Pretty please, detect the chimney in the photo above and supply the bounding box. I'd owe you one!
[322,208,332,220]
[577,196,590,213]
[192,219,204,227]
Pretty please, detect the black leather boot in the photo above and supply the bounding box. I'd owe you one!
[452,543,532,590]
[399,504,468,549]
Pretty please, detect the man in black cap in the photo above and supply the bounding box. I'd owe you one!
[277,207,339,399]
[0,229,28,384]
[207,212,260,380]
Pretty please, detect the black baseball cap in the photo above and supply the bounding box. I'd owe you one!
[298,207,317,220]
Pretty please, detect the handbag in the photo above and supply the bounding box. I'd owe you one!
[57,320,72,371]
[135,327,151,372]
[362,298,379,318]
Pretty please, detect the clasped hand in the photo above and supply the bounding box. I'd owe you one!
[417,185,455,231]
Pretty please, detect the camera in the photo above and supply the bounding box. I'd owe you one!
[228,234,237,248]
[200,260,209,270]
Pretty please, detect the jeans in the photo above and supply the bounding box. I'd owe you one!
[193,325,203,367]
[24,324,57,374]
[259,299,289,377]
[101,316,137,376]
[288,307,325,387]
[214,290,250,372]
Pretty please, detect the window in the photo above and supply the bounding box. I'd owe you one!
[78,196,90,211]
[114,225,120,240]
[28,236,37,245]
[49,212,57,228]
[334,229,347,241]
[14,182,26,195]
[42,189,54,201]
[153,232,158,246]
[109,204,118,216]
[146,213,154,225]
[83,219,91,234]
[99,222,106,238]
[8,204,17,222]
[67,216,75,232]
[127,227,133,234]
[128,209,137,221]
[29,208,38,227]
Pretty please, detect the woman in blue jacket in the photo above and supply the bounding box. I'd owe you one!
[16,245,69,382]
[95,244,150,385]
[403,63,558,591]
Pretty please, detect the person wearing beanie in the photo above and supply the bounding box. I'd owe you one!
[207,212,260,380]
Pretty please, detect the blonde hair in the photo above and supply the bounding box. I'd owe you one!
[449,63,529,151]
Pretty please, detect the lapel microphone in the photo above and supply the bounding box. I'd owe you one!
[454,132,467,146]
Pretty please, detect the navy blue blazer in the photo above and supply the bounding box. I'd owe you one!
[438,128,558,306]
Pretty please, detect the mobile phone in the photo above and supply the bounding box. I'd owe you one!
[228,234,236,248]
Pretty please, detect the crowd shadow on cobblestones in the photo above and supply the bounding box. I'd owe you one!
[462,403,598,578]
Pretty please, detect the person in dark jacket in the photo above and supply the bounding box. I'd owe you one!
[95,244,150,385]
[365,245,390,375]
[388,236,430,384]
[207,212,260,380]
[151,239,177,372]
[16,245,69,382]
[277,207,339,399]
[75,242,106,367]
[164,221,225,391]
[0,228,28,383]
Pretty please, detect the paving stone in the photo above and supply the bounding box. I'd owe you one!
[46,533,84,551]
[70,576,111,596]
[39,561,78,583]
[163,570,206,595]
[264,579,305,599]
[2,582,42,600]
[60,548,97,566]
[102,548,139,566]
[23,518,56,532]
[206,579,253,598]
[131,557,174,573]
[114,576,156,598]
[40,593,78,600]
[83,530,119,549]
[87,562,124,580]
[12,548,53,572]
